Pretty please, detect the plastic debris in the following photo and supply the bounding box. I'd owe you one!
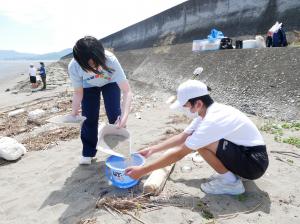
[0,137,26,161]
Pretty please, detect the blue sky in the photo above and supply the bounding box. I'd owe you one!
[0,0,187,54]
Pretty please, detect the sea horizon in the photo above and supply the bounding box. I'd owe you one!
[0,60,56,81]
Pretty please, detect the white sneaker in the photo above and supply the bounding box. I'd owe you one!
[207,173,222,181]
[79,156,92,165]
[201,178,245,195]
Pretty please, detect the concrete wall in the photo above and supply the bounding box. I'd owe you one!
[101,0,300,51]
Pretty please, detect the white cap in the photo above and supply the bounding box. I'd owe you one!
[170,80,209,110]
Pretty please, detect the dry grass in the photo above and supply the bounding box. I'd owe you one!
[77,218,97,224]
[0,95,78,152]
[0,113,43,137]
[21,127,79,151]
[96,196,151,211]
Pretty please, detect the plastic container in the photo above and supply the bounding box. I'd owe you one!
[105,153,145,188]
[192,39,221,52]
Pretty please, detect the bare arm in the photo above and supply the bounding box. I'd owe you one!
[126,144,192,179]
[140,132,190,158]
[117,80,133,128]
[71,87,83,116]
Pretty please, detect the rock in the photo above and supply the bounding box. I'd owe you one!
[28,109,46,121]
[50,107,59,113]
[135,112,141,119]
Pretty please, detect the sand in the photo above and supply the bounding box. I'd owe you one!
[0,59,300,224]
[103,135,131,158]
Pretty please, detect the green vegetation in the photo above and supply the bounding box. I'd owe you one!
[260,121,300,148]
[197,202,214,219]
[282,137,300,148]
[281,122,300,130]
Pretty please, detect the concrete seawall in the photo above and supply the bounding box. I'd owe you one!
[101,0,300,51]
[114,43,300,120]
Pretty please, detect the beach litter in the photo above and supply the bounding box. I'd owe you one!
[47,114,86,127]
[8,109,25,117]
[0,137,26,160]
[180,165,192,173]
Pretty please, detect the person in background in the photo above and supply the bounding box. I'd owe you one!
[126,80,269,195]
[28,64,37,89]
[68,36,133,165]
[38,62,46,90]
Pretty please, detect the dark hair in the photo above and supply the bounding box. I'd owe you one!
[188,95,214,108]
[73,36,114,73]
[40,62,44,66]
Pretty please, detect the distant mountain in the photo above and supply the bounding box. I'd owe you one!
[0,48,72,60]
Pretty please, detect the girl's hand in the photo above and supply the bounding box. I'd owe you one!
[115,115,127,129]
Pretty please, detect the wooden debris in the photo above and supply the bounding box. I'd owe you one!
[143,163,175,196]
[96,196,152,224]
[143,147,177,196]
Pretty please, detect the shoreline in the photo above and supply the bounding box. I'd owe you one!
[0,60,56,82]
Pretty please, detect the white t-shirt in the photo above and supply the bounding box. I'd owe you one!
[29,67,36,77]
[184,102,265,150]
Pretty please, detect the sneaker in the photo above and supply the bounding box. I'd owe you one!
[207,173,222,181]
[79,156,92,165]
[201,178,245,195]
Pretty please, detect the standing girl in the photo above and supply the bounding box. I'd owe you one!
[68,36,132,165]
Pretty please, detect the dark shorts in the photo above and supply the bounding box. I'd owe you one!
[30,76,36,83]
[216,139,269,180]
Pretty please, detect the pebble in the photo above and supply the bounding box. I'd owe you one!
[180,166,192,173]
[135,112,141,119]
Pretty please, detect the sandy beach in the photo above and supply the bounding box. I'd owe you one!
[0,45,300,224]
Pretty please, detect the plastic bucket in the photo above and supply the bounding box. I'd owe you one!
[105,154,145,188]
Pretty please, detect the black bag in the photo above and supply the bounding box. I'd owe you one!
[220,38,233,50]
[235,40,243,49]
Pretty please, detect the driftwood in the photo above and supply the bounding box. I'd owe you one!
[143,147,177,195]
[143,163,175,195]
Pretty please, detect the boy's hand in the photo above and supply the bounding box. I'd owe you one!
[138,147,154,158]
[125,166,147,179]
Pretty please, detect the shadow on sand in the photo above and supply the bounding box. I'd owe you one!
[169,176,271,219]
[39,160,143,224]
[39,159,270,223]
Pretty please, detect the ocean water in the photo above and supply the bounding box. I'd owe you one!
[0,60,55,80]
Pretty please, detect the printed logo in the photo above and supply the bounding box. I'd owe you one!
[222,140,228,150]
[112,171,124,181]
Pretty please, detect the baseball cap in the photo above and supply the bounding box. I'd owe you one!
[170,80,209,110]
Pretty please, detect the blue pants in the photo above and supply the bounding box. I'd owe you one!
[81,83,121,157]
